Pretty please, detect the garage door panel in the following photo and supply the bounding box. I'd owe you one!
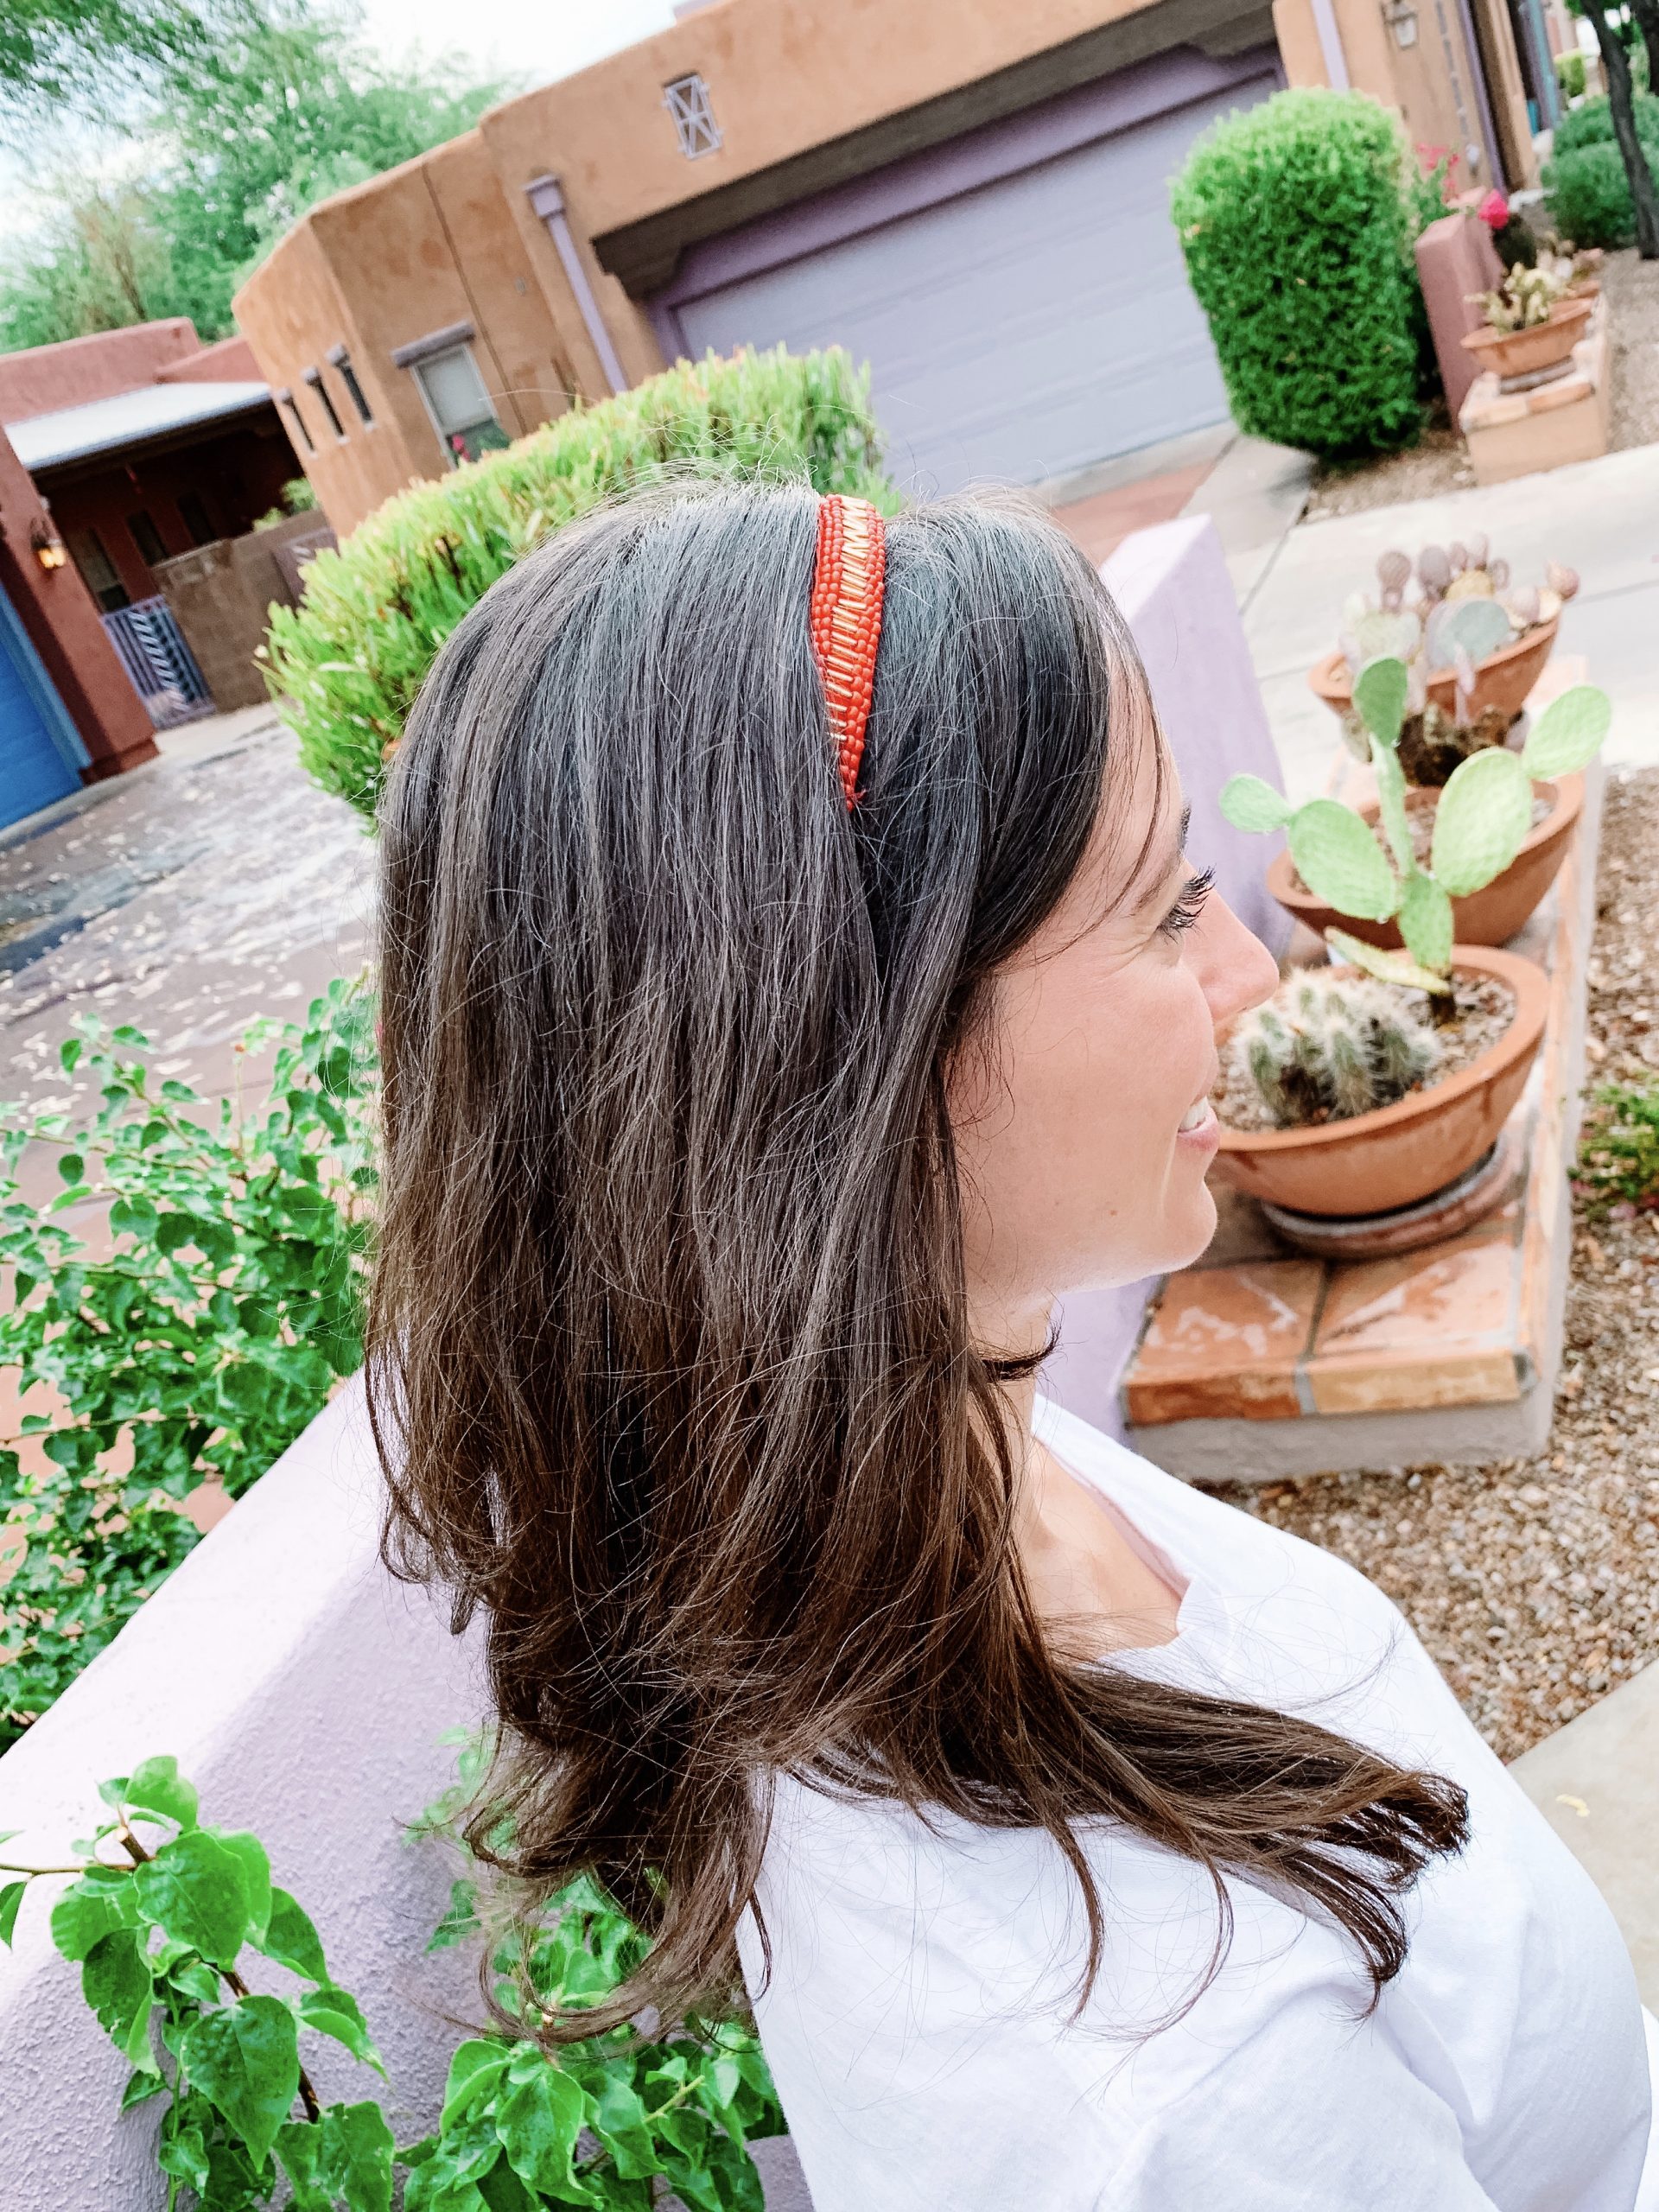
[672,74,1274,491]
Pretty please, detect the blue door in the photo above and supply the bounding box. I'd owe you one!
[0,581,89,833]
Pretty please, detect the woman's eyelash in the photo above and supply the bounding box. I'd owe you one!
[1159,867,1215,938]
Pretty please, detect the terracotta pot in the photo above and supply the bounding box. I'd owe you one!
[1213,945,1547,1218]
[1460,295,1595,381]
[1308,614,1558,726]
[1266,773,1581,950]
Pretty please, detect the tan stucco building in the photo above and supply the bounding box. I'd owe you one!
[235,0,1552,537]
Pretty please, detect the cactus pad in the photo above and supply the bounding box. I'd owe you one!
[1398,870,1454,974]
[1352,656,1410,749]
[1219,774,1295,834]
[1289,799,1401,922]
[1325,930,1452,995]
[1430,747,1535,898]
[1424,595,1512,673]
[1520,684,1612,780]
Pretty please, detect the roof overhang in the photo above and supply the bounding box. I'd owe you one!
[8,381,278,481]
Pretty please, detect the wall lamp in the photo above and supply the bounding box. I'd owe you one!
[30,518,67,571]
[1383,0,1420,45]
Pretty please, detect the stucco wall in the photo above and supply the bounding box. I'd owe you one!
[0,321,202,426]
[0,1380,487,2207]
[0,427,156,780]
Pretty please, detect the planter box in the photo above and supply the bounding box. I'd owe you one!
[1121,659,1604,1479]
[1460,300,1612,487]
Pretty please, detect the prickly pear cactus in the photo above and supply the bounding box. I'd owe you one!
[1424,594,1513,673]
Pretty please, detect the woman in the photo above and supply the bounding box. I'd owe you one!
[370,480,1655,2208]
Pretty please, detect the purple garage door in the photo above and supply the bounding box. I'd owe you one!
[652,51,1280,495]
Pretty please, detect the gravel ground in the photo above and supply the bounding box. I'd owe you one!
[1301,247,1659,524]
[1205,766,1659,1761]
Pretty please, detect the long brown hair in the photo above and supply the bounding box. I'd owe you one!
[370,480,1466,2038]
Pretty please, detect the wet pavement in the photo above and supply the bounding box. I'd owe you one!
[0,716,372,1141]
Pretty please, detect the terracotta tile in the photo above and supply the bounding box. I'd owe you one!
[1123,1260,1320,1425]
[1312,1224,1521,1360]
[1306,1347,1522,1414]
[1529,372,1592,415]
[1465,390,1530,429]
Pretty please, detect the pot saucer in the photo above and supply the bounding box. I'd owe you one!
[1259,1127,1522,1260]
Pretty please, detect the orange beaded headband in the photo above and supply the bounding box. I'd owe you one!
[808,493,887,809]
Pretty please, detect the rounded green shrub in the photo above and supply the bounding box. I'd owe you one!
[264,345,890,822]
[1551,89,1659,154]
[1170,88,1424,456]
[1545,133,1659,245]
[1554,49,1586,100]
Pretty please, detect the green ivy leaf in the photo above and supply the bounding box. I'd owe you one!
[58,1154,85,1185]
[51,1866,138,1962]
[0,1879,27,1948]
[324,2099,397,2212]
[109,1193,159,1239]
[495,2047,593,2202]
[442,2039,513,2128]
[133,1827,253,1966]
[588,2069,658,2179]
[120,2066,168,2112]
[215,1830,273,1946]
[1217,773,1294,835]
[1520,683,1612,779]
[297,1982,384,2073]
[81,1926,154,2062]
[426,1878,480,1954]
[125,1754,200,1834]
[257,1887,329,1983]
[180,1992,301,2169]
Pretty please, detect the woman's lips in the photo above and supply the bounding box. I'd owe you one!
[1177,1090,1220,1152]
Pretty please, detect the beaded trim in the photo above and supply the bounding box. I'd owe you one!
[808,494,886,808]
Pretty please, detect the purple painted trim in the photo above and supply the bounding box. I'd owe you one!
[654,44,1281,317]
[1449,0,1506,185]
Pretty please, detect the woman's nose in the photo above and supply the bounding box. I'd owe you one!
[1198,891,1281,1032]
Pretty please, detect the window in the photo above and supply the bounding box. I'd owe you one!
[67,527,130,613]
[276,386,315,454]
[327,345,375,426]
[410,343,509,467]
[176,492,218,548]
[663,73,721,157]
[127,509,168,568]
[303,365,346,441]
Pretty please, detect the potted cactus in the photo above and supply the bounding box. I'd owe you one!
[1308,539,1578,735]
[1463,258,1596,384]
[1211,661,1609,1232]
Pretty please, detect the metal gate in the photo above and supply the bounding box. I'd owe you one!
[100,596,213,731]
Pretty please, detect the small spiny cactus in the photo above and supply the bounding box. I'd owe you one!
[1230,973,1442,1128]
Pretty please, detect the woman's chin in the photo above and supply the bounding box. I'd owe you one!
[1159,1180,1218,1274]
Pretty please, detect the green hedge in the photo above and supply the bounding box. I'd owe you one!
[265,346,890,822]
[1546,133,1659,245]
[1552,89,1659,154]
[1555,50,1586,99]
[1170,88,1424,456]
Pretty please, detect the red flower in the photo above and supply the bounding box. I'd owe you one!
[1478,188,1510,228]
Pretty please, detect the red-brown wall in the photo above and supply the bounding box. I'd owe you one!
[155,335,264,385]
[0,321,203,423]
[0,426,156,781]
[40,414,296,607]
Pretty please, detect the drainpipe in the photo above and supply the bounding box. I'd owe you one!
[1449,0,1509,182]
[1310,0,1351,87]
[524,174,628,398]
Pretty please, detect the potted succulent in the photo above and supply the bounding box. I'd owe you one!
[1308,539,1578,734]
[1272,609,1586,948]
[1462,256,1596,384]
[1215,660,1609,1237]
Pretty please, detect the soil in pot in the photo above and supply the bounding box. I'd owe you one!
[1396,703,1512,786]
[1215,969,1516,1137]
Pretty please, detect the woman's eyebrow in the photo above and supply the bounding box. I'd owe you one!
[1130,803,1192,915]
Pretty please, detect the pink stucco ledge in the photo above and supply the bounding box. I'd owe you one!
[0,1376,487,2204]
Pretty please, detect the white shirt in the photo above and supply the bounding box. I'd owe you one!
[740,1400,1657,2209]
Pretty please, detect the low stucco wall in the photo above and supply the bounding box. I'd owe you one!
[1044,509,1293,1439]
[0,1378,486,2204]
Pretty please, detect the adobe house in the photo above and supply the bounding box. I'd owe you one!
[0,322,295,619]
[234,0,1545,537]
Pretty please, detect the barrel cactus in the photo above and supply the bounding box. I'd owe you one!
[1230,972,1441,1128]
[1221,658,1611,995]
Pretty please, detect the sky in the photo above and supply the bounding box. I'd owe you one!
[353,0,677,95]
[0,0,678,241]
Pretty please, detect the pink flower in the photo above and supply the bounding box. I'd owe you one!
[1478,188,1510,229]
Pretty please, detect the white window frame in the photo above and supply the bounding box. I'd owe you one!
[664,73,721,158]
